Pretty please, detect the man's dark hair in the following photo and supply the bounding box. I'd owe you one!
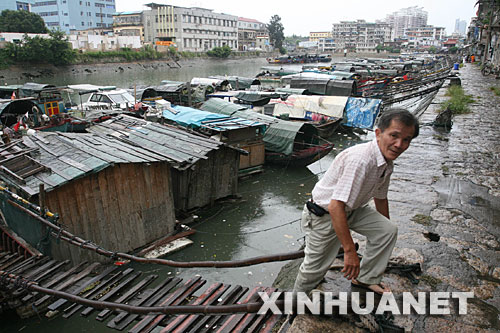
[377,108,419,138]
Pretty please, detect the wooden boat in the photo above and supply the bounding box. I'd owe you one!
[265,142,334,167]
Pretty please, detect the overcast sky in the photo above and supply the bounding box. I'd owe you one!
[115,0,477,36]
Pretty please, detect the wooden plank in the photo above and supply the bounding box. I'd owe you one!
[169,283,231,333]
[215,287,264,333]
[96,274,158,321]
[23,259,58,279]
[63,268,135,318]
[128,276,206,333]
[22,261,88,303]
[110,164,131,250]
[11,256,48,275]
[107,277,182,330]
[163,282,225,332]
[191,285,249,333]
[81,271,141,317]
[243,288,279,333]
[46,264,114,311]
[102,166,123,251]
[35,262,100,307]
[0,254,23,271]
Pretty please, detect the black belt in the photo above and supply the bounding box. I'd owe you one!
[306,200,329,216]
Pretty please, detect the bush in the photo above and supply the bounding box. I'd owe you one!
[206,45,232,58]
[441,85,474,114]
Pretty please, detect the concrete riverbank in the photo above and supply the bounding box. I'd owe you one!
[276,63,500,332]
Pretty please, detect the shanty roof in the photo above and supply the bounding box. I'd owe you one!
[88,115,224,166]
[0,116,224,197]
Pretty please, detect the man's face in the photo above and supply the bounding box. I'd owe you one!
[375,119,415,161]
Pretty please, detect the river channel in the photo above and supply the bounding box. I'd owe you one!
[2,57,371,332]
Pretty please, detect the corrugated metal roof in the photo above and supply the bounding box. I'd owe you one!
[88,115,224,166]
[0,116,224,196]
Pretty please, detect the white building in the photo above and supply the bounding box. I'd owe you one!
[385,6,428,40]
[238,17,266,51]
[332,20,391,53]
[68,34,141,51]
[143,4,238,52]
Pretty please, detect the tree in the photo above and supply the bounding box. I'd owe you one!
[206,45,232,58]
[267,15,285,50]
[0,10,48,33]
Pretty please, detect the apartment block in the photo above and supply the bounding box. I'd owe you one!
[332,20,391,53]
[238,17,266,51]
[0,0,34,12]
[113,11,144,43]
[309,31,332,42]
[30,0,116,33]
[143,4,238,52]
[385,6,428,40]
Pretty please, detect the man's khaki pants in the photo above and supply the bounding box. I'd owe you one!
[293,204,398,294]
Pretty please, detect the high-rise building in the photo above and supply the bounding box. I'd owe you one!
[385,6,428,40]
[0,0,34,12]
[454,19,467,36]
[30,0,116,33]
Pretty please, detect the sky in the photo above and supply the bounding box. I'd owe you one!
[115,0,478,36]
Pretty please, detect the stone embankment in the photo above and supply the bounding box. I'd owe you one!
[276,64,500,332]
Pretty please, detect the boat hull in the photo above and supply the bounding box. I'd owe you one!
[265,143,334,167]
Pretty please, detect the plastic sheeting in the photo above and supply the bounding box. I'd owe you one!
[343,97,382,130]
[271,95,348,119]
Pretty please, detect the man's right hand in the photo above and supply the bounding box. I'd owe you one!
[341,250,360,280]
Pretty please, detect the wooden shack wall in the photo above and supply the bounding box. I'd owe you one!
[44,162,176,263]
[171,146,239,212]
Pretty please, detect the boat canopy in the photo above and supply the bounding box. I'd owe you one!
[0,99,38,127]
[234,92,283,106]
[343,97,382,130]
[271,95,348,119]
[290,77,357,96]
[209,76,260,89]
[201,98,319,155]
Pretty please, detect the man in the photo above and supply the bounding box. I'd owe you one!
[293,109,419,295]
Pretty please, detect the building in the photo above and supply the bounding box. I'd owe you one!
[256,34,271,52]
[309,31,332,42]
[404,25,445,49]
[385,6,428,40]
[454,19,467,36]
[143,3,238,52]
[0,0,34,12]
[113,11,144,43]
[309,31,334,52]
[238,17,266,51]
[68,33,141,51]
[30,0,116,33]
[332,20,391,53]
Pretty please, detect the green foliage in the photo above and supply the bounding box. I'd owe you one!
[0,9,48,33]
[428,46,438,54]
[206,45,232,58]
[76,45,164,63]
[267,15,285,50]
[448,46,458,54]
[2,30,75,65]
[489,86,500,96]
[279,46,286,55]
[441,85,475,114]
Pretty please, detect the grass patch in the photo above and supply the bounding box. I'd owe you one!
[419,274,442,289]
[440,85,475,114]
[411,214,432,226]
[442,165,449,173]
[489,86,500,96]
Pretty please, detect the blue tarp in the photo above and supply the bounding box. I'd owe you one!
[163,105,264,132]
[343,97,382,130]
